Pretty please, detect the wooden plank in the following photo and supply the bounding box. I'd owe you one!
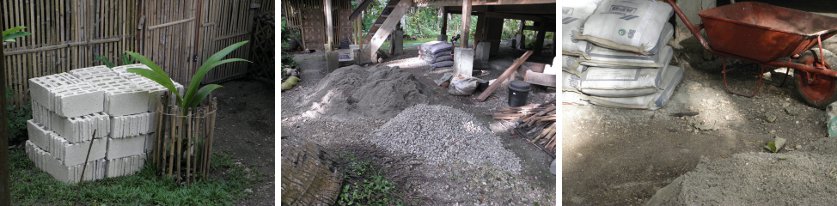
[368,0,411,60]
[476,50,533,101]
[524,70,556,87]
[460,0,471,48]
[324,0,333,50]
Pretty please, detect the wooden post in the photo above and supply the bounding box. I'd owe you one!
[324,0,334,51]
[439,7,448,41]
[534,21,546,56]
[460,0,472,48]
[0,9,10,203]
[517,20,526,50]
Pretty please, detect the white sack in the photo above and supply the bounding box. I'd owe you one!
[562,0,600,56]
[580,23,675,68]
[578,0,673,55]
[587,65,684,110]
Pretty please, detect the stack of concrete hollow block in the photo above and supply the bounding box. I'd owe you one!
[25,64,182,183]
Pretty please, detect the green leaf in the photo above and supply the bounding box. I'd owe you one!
[183,41,249,107]
[3,26,30,42]
[188,84,222,108]
[95,55,116,68]
[121,54,134,65]
[124,51,183,105]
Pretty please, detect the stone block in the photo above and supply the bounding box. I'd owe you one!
[107,135,147,160]
[475,42,491,67]
[106,154,146,178]
[47,133,107,166]
[111,112,154,138]
[26,141,107,184]
[454,47,475,77]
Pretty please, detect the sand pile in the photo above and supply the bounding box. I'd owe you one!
[646,148,837,205]
[368,104,522,174]
[302,65,428,119]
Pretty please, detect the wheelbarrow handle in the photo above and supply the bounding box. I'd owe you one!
[665,0,712,51]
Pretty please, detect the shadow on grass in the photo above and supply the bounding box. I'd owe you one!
[10,149,258,205]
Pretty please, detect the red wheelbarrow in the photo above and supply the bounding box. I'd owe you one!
[666,0,837,108]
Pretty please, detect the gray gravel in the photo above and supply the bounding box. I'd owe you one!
[300,64,428,120]
[368,104,522,174]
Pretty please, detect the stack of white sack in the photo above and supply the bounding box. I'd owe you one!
[561,0,682,110]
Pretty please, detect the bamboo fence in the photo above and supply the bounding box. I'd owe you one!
[152,92,218,184]
[1,0,273,107]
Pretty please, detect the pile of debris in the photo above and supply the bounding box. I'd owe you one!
[368,104,522,174]
[418,41,454,69]
[302,65,428,119]
[561,0,683,110]
[493,100,556,155]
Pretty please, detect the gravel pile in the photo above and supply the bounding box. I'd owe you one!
[302,65,428,120]
[368,104,522,174]
[646,151,837,205]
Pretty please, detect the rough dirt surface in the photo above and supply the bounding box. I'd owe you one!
[646,151,837,205]
[212,80,275,206]
[563,3,837,205]
[282,47,556,205]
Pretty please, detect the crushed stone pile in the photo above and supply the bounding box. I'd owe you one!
[368,104,522,174]
[303,65,428,119]
[646,150,837,205]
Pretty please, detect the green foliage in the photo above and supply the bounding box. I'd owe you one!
[3,26,30,43]
[126,41,250,110]
[337,157,402,206]
[10,150,256,205]
[6,90,30,145]
[95,54,136,68]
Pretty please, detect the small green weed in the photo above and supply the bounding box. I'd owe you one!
[10,150,256,205]
[337,156,403,206]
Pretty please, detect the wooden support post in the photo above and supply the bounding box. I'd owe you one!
[439,7,448,41]
[461,0,472,48]
[534,21,546,56]
[324,0,334,51]
[0,13,9,204]
[476,50,534,101]
[517,20,526,50]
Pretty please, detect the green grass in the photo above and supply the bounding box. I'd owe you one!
[10,149,256,205]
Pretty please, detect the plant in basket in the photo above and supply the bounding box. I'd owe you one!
[124,41,250,183]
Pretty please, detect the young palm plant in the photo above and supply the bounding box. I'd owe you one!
[125,41,250,111]
[2,26,30,43]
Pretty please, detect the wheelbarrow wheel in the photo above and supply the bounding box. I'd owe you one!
[794,49,837,109]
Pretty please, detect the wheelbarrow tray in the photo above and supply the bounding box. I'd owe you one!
[699,2,837,63]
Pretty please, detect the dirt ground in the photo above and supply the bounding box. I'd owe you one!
[212,80,276,205]
[562,3,837,205]
[281,47,556,205]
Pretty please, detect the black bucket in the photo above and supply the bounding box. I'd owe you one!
[508,80,531,107]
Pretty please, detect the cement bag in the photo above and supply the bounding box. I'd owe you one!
[421,42,453,55]
[562,0,600,56]
[565,68,658,98]
[587,65,684,110]
[448,76,480,95]
[562,70,582,92]
[578,0,673,55]
[432,60,454,69]
[432,55,453,63]
[580,23,675,68]
[562,55,587,76]
[578,65,673,90]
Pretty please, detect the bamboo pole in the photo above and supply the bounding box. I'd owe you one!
[0,8,11,202]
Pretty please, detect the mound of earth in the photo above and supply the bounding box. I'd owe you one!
[302,65,428,120]
[368,104,522,174]
[646,149,837,205]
